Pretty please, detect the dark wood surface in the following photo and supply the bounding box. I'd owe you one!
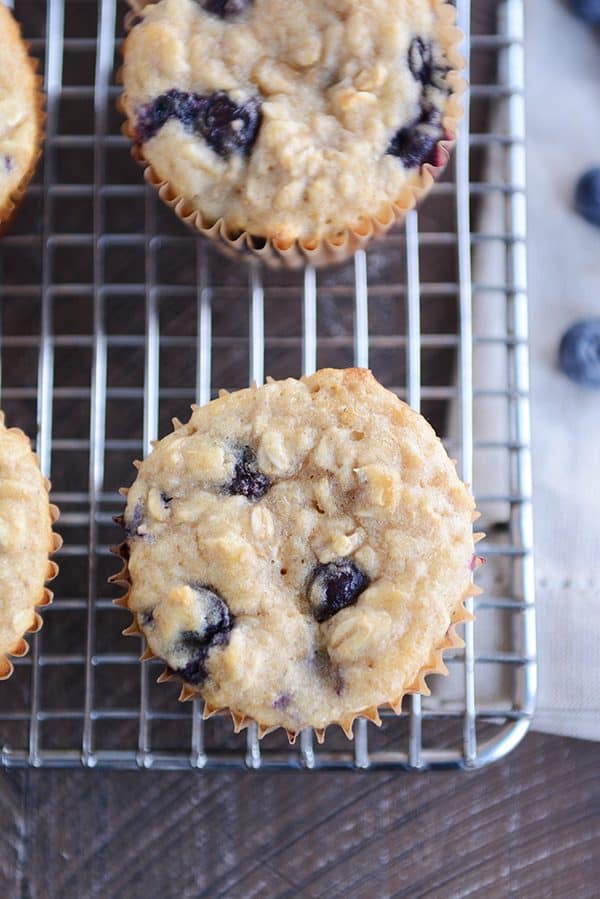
[0,731,597,899]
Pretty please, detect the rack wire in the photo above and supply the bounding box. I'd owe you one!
[0,0,536,770]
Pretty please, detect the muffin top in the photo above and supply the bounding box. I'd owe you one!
[122,0,463,244]
[121,369,476,735]
[0,415,56,679]
[0,4,42,228]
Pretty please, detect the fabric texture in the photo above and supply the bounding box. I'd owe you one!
[466,0,599,741]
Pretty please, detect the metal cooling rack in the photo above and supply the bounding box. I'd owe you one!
[0,0,536,770]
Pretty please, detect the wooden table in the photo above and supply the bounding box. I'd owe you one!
[0,732,597,898]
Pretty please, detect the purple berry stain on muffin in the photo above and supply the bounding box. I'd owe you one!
[469,554,486,572]
[388,36,449,168]
[308,559,369,623]
[173,586,234,685]
[140,608,155,627]
[272,693,292,710]
[312,649,344,694]
[202,0,252,18]
[408,37,434,85]
[387,105,443,169]
[124,501,144,538]
[226,446,270,500]
[135,89,262,158]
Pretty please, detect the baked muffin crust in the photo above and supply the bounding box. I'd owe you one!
[119,369,477,735]
[0,415,59,680]
[122,0,463,243]
[0,4,42,229]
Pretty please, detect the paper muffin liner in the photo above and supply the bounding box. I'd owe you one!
[110,453,483,744]
[0,424,61,681]
[119,0,466,269]
[0,19,45,236]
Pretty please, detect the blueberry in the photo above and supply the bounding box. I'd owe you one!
[308,560,369,623]
[203,0,251,17]
[169,89,207,130]
[575,168,600,227]
[135,93,174,142]
[408,38,434,85]
[124,501,144,538]
[135,88,205,142]
[135,89,262,159]
[226,446,270,500]
[173,586,234,685]
[559,319,600,388]
[196,92,261,158]
[387,104,442,168]
[568,0,600,25]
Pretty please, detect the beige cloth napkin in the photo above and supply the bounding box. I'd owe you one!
[457,0,600,741]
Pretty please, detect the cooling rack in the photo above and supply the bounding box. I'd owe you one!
[0,0,535,770]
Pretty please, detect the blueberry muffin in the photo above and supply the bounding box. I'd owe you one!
[0,4,44,233]
[114,369,480,740]
[0,414,60,681]
[121,0,464,266]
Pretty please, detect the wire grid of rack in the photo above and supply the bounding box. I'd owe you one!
[0,0,535,770]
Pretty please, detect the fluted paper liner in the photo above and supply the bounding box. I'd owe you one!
[110,412,483,744]
[119,0,465,268]
[0,15,45,236]
[0,421,61,681]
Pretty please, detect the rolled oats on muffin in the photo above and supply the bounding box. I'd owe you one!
[120,0,464,266]
[0,3,44,233]
[113,369,481,741]
[0,414,60,681]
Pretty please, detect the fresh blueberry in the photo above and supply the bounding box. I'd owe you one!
[574,168,600,227]
[559,319,600,388]
[408,38,434,85]
[173,586,234,685]
[226,446,270,500]
[568,0,600,25]
[387,104,442,169]
[196,92,261,158]
[308,560,370,623]
[203,0,251,17]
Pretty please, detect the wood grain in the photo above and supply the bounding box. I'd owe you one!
[0,772,26,899]
[0,733,597,899]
